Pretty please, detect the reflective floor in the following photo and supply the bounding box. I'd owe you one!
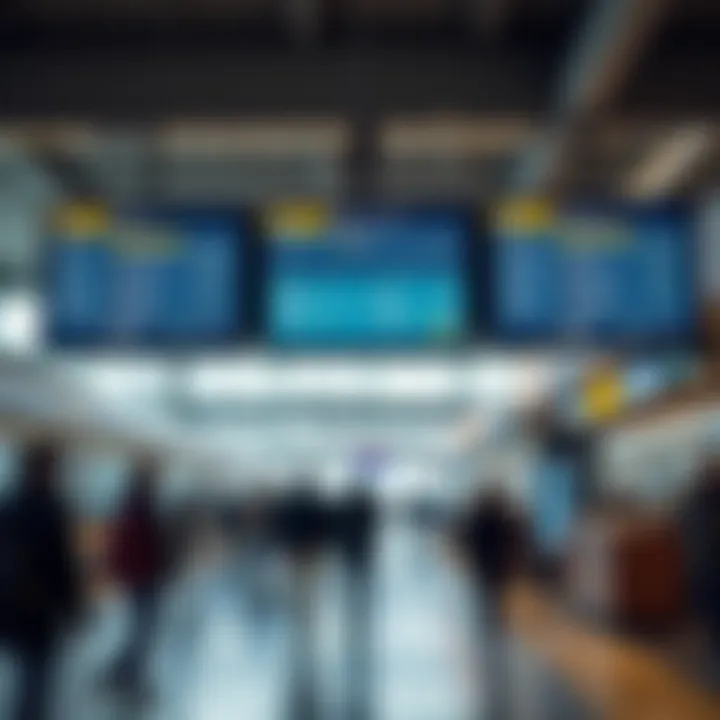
[0,519,591,720]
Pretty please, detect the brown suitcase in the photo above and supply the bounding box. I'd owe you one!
[568,515,686,632]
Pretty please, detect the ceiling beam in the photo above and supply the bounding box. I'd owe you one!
[624,124,718,199]
[0,47,552,121]
[559,0,674,117]
[279,0,325,44]
[512,0,674,193]
[468,0,516,37]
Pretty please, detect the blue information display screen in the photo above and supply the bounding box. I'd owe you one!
[494,200,696,344]
[267,205,468,347]
[47,205,245,347]
[494,200,563,337]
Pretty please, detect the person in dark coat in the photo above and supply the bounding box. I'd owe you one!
[336,487,376,720]
[458,490,517,593]
[679,457,720,685]
[105,463,166,697]
[278,481,329,720]
[337,488,375,570]
[0,442,82,720]
[455,486,519,717]
[278,483,328,562]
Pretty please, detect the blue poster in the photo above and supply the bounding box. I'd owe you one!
[47,205,245,347]
[267,205,467,347]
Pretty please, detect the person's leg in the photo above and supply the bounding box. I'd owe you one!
[707,600,720,690]
[110,586,156,691]
[128,586,159,691]
[346,554,372,720]
[15,642,54,720]
[109,589,140,686]
[289,555,319,720]
[481,584,509,719]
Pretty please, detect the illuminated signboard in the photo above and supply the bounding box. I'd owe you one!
[267,204,468,347]
[493,199,696,344]
[47,205,246,347]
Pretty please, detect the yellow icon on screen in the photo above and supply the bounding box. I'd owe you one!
[53,202,109,238]
[495,198,556,235]
[265,202,331,240]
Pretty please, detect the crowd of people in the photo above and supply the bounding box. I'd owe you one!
[0,440,537,720]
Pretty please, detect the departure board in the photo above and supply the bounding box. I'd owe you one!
[494,199,563,338]
[494,200,696,344]
[47,204,245,347]
[267,205,468,347]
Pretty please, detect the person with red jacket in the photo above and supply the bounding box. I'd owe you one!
[106,463,166,698]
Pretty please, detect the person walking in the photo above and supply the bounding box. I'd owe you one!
[0,442,82,720]
[679,456,720,688]
[105,463,166,700]
[455,486,519,718]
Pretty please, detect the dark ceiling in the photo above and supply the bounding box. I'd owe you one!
[1,0,719,200]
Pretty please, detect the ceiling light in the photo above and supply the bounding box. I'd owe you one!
[0,292,40,354]
[624,126,714,199]
[158,120,349,157]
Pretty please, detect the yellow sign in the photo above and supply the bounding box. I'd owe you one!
[265,202,331,239]
[495,198,556,235]
[583,366,624,422]
[52,202,109,238]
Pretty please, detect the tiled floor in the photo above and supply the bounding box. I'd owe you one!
[507,582,720,720]
[0,520,589,720]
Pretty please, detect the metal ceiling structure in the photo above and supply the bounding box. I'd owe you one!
[0,0,719,200]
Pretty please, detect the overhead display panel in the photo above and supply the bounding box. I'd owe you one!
[266,204,468,348]
[494,199,562,338]
[47,204,247,348]
[493,199,697,345]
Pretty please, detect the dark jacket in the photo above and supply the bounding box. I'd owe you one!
[278,490,328,558]
[0,487,81,648]
[337,494,375,564]
[679,468,720,619]
[458,497,517,588]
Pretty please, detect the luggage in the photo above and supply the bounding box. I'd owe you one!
[568,514,686,632]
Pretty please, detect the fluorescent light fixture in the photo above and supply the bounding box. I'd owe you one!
[189,359,460,401]
[0,292,40,354]
[624,126,714,199]
[76,361,167,401]
[188,360,278,398]
[375,362,457,400]
[288,361,366,396]
[382,118,530,157]
[158,120,349,157]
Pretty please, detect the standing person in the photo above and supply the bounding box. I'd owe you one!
[337,487,376,720]
[279,481,328,720]
[679,456,720,687]
[455,486,518,718]
[105,463,166,699]
[241,489,278,622]
[0,442,82,720]
[165,499,225,698]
